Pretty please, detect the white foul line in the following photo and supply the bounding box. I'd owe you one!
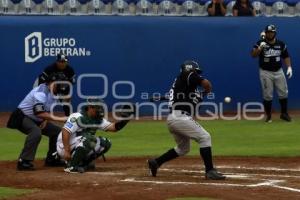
[120,178,249,187]
[177,165,300,172]
[121,178,300,193]
[217,165,300,172]
[271,185,300,193]
[161,168,300,178]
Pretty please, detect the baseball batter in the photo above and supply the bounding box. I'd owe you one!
[251,24,293,122]
[147,60,225,180]
[57,98,131,173]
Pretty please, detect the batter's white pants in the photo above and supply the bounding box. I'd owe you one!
[167,110,212,156]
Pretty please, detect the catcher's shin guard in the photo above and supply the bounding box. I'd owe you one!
[69,147,88,167]
[81,137,112,168]
[98,137,112,156]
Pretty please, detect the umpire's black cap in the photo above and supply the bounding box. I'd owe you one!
[56,54,68,62]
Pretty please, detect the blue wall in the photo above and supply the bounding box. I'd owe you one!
[0,16,299,112]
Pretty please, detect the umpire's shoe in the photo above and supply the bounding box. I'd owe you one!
[45,157,66,167]
[280,113,292,122]
[17,159,35,171]
[205,169,226,180]
[45,152,66,167]
[147,159,159,177]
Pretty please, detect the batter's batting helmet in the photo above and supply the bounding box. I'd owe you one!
[265,24,277,33]
[264,24,277,40]
[181,60,202,74]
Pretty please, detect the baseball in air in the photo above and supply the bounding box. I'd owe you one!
[224,97,231,103]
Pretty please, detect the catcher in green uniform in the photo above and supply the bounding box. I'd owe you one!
[56,98,134,173]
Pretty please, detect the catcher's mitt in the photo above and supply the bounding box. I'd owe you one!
[115,103,136,118]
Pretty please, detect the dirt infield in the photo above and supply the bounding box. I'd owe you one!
[0,157,300,200]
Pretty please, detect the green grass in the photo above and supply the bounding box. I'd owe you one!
[0,187,32,199]
[0,118,300,161]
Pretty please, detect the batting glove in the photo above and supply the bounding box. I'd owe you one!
[259,41,267,50]
[286,66,293,79]
[260,31,266,40]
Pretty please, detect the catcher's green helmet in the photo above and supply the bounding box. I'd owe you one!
[82,98,105,119]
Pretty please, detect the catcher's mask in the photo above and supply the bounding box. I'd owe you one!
[180,60,202,74]
[265,24,277,41]
[84,98,105,120]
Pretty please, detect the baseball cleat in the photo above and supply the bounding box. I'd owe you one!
[205,169,226,180]
[17,159,35,171]
[45,152,66,167]
[147,159,159,177]
[280,113,291,122]
[81,161,96,171]
[64,166,85,174]
[45,158,66,167]
[265,115,272,123]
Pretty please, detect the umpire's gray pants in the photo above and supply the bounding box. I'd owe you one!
[167,110,211,156]
[18,116,61,161]
[259,68,288,101]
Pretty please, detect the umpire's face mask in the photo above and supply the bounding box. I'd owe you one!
[56,83,69,96]
[48,81,58,95]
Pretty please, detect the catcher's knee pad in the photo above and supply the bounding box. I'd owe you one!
[98,137,112,155]
[93,137,112,157]
[80,134,97,152]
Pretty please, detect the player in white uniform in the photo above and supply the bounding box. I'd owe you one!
[57,98,132,173]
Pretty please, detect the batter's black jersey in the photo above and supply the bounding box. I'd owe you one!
[38,63,75,85]
[168,71,204,115]
[253,39,289,72]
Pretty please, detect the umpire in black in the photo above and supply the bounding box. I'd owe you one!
[251,24,293,123]
[38,53,75,116]
[7,74,67,170]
